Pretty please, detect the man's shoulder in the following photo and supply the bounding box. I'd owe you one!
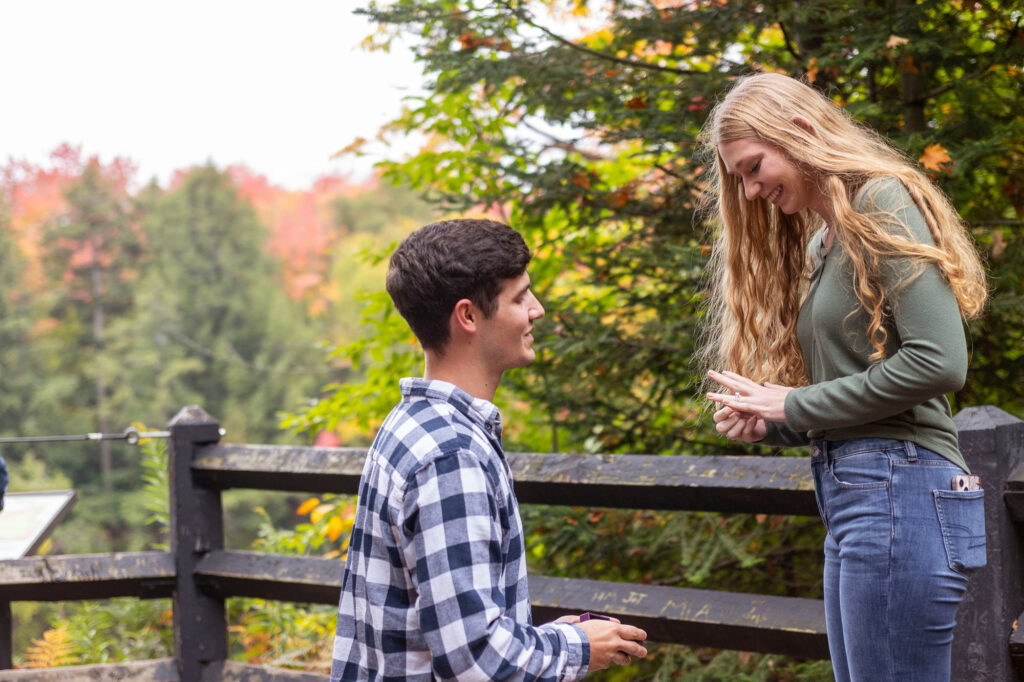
[370,392,490,479]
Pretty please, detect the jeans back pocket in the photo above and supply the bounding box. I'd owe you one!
[933,489,986,574]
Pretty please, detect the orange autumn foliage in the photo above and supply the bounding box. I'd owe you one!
[0,144,136,294]
[229,167,377,314]
[919,143,952,172]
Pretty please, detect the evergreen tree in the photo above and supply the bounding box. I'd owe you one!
[38,161,142,491]
[0,200,42,443]
[135,166,325,443]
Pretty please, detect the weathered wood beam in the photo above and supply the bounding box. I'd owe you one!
[202,661,329,681]
[189,551,828,658]
[194,550,342,605]
[0,552,174,601]
[194,445,818,516]
[0,657,179,680]
[509,452,816,515]
[529,575,829,659]
[192,444,366,494]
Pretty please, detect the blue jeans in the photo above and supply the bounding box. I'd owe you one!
[810,438,986,682]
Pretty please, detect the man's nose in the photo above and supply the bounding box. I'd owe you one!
[531,296,545,319]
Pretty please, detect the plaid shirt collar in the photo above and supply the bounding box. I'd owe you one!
[399,377,504,442]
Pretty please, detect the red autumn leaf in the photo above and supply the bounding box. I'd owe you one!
[458,32,498,51]
[608,188,631,207]
[571,173,592,189]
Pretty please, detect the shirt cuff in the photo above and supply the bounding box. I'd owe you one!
[561,623,589,679]
[783,386,812,431]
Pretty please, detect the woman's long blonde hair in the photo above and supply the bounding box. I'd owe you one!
[697,72,987,387]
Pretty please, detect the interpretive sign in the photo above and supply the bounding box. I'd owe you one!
[0,491,76,559]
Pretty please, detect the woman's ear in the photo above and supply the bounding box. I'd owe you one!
[792,115,815,134]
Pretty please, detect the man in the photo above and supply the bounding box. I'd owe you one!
[331,219,648,681]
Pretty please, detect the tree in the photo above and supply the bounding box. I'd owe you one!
[134,166,327,443]
[345,0,1024,446]
[39,161,142,491]
[0,200,38,439]
[0,147,139,474]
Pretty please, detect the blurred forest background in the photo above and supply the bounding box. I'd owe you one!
[4,0,1024,679]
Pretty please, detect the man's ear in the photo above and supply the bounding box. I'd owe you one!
[451,298,478,334]
[792,115,815,134]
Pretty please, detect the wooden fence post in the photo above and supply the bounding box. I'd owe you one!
[953,405,1024,681]
[168,406,225,681]
[0,601,10,669]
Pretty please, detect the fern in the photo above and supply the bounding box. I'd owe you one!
[23,627,78,668]
[138,428,170,549]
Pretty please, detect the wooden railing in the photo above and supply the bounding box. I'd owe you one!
[0,404,1021,680]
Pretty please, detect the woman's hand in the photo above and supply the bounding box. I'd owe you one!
[706,370,793,423]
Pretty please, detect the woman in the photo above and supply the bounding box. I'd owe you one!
[698,72,988,681]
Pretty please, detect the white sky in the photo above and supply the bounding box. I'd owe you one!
[0,1,425,190]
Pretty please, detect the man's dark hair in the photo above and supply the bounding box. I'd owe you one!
[386,219,531,352]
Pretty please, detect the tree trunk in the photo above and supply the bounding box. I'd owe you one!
[793,0,835,93]
[92,261,112,494]
[898,0,927,133]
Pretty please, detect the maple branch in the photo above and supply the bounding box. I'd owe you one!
[519,119,606,161]
[496,85,525,120]
[919,16,1021,102]
[502,1,706,77]
[353,7,467,23]
[654,163,687,180]
[967,220,1024,228]
[777,21,802,61]
[919,64,993,102]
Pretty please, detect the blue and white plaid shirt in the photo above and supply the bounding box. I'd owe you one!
[331,378,589,681]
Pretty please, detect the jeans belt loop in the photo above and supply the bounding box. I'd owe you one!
[905,440,918,463]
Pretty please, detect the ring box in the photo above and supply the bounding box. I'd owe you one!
[579,612,613,622]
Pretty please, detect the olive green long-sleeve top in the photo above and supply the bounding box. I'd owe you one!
[762,177,969,472]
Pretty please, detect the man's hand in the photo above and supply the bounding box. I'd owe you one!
[577,619,648,670]
[712,404,766,443]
